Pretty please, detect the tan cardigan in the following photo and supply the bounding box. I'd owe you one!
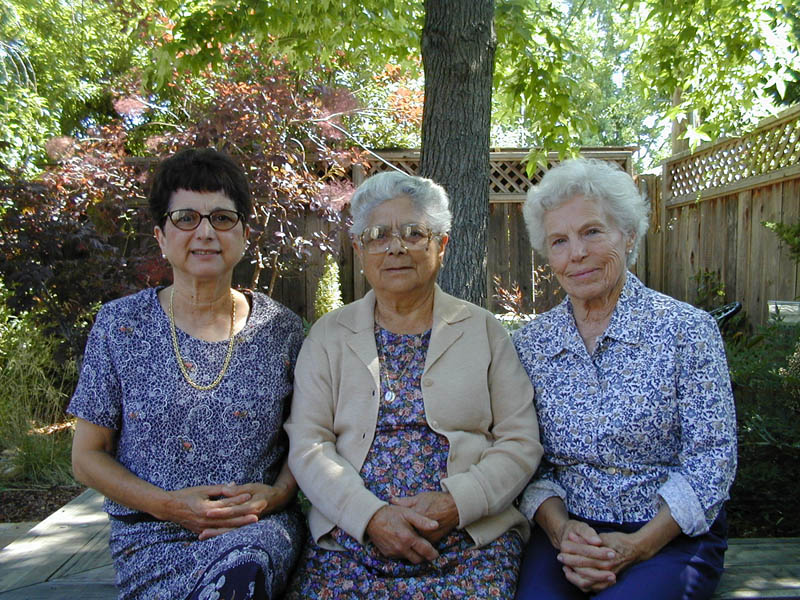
[285,285,543,550]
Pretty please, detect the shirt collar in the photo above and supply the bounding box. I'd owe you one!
[541,272,644,357]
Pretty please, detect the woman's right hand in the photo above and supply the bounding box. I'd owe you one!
[556,519,618,592]
[365,505,440,564]
[535,498,617,592]
[162,484,259,535]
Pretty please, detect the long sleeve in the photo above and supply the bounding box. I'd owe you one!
[658,312,737,535]
[285,333,387,544]
[439,317,543,528]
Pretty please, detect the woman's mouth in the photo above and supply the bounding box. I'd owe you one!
[569,268,597,279]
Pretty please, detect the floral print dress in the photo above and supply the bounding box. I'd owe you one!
[286,325,522,599]
[68,288,306,600]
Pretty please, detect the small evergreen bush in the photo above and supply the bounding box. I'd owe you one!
[314,253,343,320]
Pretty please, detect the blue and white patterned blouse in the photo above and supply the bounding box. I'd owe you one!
[512,274,736,536]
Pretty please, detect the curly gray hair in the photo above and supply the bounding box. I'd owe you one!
[349,171,452,237]
[523,158,649,266]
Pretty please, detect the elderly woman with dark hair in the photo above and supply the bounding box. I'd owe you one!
[513,158,737,599]
[69,148,305,599]
[284,170,543,598]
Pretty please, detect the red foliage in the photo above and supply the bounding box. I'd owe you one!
[0,49,364,359]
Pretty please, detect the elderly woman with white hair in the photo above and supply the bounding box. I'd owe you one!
[284,171,543,598]
[512,158,737,599]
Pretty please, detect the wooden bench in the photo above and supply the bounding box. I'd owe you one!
[0,489,797,599]
[714,538,800,599]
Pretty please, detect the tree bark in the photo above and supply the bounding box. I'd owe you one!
[420,0,495,307]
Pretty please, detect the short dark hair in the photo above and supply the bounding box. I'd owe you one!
[148,148,252,228]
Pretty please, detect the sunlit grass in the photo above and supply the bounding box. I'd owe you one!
[0,288,77,488]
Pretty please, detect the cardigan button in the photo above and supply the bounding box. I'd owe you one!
[423,378,433,386]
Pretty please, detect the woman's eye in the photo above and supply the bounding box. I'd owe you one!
[177,213,195,223]
[364,227,388,242]
[212,213,234,224]
[404,227,426,241]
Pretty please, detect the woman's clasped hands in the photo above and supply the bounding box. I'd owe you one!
[556,519,659,593]
[366,491,460,565]
[163,482,292,540]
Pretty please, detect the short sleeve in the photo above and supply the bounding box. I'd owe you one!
[67,306,123,430]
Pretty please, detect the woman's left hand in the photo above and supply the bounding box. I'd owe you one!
[560,531,640,593]
[199,482,292,540]
[559,506,682,593]
[391,491,459,543]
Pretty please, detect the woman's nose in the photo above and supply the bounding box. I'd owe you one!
[569,239,587,261]
[386,234,408,254]
[195,217,215,238]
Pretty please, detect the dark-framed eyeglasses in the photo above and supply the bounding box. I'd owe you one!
[358,223,438,254]
[164,209,244,231]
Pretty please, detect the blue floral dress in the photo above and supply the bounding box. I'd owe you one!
[286,325,522,599]
[67,288,306,600]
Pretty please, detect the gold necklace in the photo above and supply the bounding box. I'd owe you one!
[168,288,236,391]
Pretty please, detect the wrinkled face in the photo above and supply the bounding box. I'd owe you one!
[354,196,448,298]
[543,195,633,304]
[154,189,249,283]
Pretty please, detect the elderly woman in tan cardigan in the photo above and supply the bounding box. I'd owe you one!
[284,171,543,598]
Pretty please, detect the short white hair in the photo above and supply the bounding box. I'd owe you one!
[349,171,452,236]
[523,158,649,266]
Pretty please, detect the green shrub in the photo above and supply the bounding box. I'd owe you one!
[0,284,77,487]
[314,253,343,320]
[722,320,800,536]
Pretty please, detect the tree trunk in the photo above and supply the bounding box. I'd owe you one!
[420,0,495,307]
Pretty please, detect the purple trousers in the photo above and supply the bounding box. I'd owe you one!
[515,510,727,600]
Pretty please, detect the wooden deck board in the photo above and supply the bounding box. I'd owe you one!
[0,524,36,552]
[0,488,799,599]
[0,489,112,595]
[714,539,800,599]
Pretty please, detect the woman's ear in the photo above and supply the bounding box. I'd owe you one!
[154,225,167,255]
[437,233,450,261]
[626,233,636,255]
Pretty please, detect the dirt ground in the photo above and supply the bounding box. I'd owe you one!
[0,486,85,523]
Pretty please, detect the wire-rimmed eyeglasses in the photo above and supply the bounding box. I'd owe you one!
[358,223,438,254]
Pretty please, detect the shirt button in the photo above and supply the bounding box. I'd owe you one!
[607,467,617,475]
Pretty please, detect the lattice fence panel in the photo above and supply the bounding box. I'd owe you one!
[366,158,420,176]
[362,150,632,199]
[665,106,800,202]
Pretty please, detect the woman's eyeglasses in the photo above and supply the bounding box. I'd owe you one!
[359,223,437,254]
[164,209,244,231]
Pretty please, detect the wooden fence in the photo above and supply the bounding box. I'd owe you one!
[272,148,637,320]
[642,104,800,327]
[133,112,799,328]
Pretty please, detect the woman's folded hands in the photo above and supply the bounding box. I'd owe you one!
[161,482,292,540]
[365,491,460,564]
